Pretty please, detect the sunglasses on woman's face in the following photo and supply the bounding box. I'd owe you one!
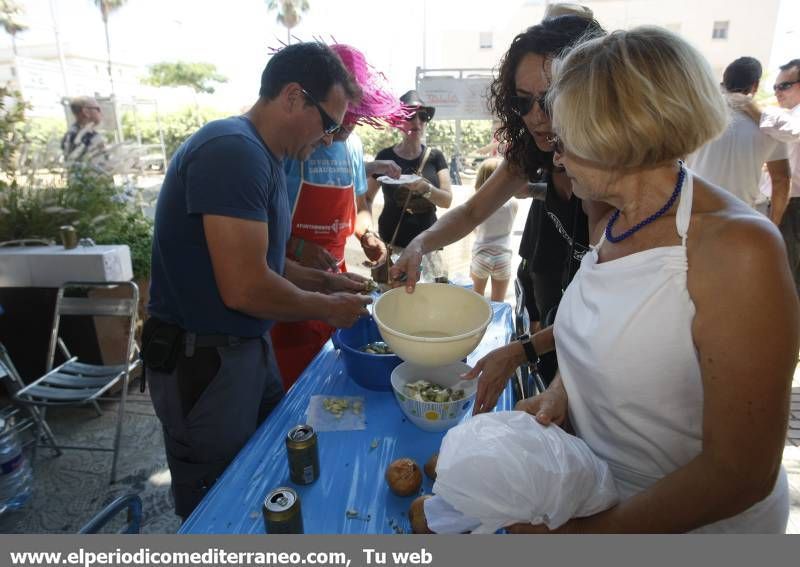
[773,80,800,92]
[301,88,341,135]
[510,93,548,117]
[406,110,432,123]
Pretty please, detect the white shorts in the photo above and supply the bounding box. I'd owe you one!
[470,247,512,280]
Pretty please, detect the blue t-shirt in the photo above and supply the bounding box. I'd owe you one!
[148,116,290,337]
[284,134,367,212]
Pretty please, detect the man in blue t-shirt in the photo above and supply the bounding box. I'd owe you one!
[144,42,371,520]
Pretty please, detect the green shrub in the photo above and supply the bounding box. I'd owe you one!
[121,106,227,160]
[93,209,154,278]
[356,120,493,159]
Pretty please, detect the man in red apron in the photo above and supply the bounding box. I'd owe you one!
[271,44,407,388]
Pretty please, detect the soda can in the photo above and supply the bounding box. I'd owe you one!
[263,487,303,534]
[285,424,319,485]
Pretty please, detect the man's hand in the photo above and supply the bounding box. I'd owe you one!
[367,160,402,179]
[327,272,369,294]
[360,232,387,266]
[322,293,372,328]
[293,238,340,271]
[727,93,761,123]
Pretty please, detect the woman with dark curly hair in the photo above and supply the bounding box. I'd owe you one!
[392,14,604,412]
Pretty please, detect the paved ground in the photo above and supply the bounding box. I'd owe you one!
[1,180,797,533]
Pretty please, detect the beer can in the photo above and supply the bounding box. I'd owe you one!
[263,487,303,534]
[286,424,319,485]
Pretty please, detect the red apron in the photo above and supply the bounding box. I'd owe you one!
[271,159,357,389]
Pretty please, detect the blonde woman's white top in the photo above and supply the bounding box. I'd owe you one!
[553,169,789,533]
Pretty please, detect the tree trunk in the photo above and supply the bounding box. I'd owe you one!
[103,18,116,96]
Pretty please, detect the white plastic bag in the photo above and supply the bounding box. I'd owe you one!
[432,411,619,533]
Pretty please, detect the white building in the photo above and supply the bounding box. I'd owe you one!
[0,42,143,118]
[422,0,783,82]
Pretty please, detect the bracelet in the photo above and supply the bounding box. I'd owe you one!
[422,184,433,200]
[294,238,305,259]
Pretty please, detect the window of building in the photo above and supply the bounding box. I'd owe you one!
[479,32,493,49]
[712,21,729,40]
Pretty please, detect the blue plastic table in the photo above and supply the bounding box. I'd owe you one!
[180,303,516,534]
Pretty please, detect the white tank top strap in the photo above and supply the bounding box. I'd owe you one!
[675,162,693,246]
[592,230,607,250]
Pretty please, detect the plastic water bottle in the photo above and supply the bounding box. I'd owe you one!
[0,417,33,514]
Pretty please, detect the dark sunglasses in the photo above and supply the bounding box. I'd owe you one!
[406,110,433,123]
[85,106,101,111]
[301,88,341,135]
[773,80,800,92]
[510,93,548,117]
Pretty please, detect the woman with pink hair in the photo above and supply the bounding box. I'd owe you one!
[271,43,406,388]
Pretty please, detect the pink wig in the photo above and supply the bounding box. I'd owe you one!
[329,43,407,129]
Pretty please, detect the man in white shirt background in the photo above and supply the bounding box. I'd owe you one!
[689,57,790,224]
[743,58,800,295]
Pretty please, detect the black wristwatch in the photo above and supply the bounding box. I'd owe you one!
[516,333,539,366]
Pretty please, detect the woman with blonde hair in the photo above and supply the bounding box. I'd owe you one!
[470,158,519,301]
[507,27,797,533]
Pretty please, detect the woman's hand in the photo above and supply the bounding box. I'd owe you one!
[292,238,340,271]
[390,239,424,292]
[360,232,387,266]
[405,178,433,195]
[367,160,402,179]
[514,376,569,426]
[462,342,527,414]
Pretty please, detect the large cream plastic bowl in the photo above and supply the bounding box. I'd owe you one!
[373,283,492,367]
[391,361,476,432]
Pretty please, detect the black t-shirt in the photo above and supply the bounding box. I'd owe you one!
[374,145,448,248]
[519,174,590,319]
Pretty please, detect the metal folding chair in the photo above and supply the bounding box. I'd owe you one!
[0,342,61,457]
[513,275,546,401]
[14,281,140,483]
[78,493,142,534]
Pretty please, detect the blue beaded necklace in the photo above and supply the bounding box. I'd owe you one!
[605,162,685,244]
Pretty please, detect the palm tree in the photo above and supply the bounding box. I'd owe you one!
[266,0,310,45]
[0,0,28,56]
[93,0,127,95]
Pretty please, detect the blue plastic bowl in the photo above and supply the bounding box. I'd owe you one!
[332,316,402,391]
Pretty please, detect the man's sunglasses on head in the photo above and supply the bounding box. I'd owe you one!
[510,94,548,117]
[774,80,800,92]
[301,88,341,135]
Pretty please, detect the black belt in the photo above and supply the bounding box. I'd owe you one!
[183,331,260,357]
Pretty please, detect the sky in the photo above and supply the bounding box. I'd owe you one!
[2,0,492,110]
[2,0,798,112]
